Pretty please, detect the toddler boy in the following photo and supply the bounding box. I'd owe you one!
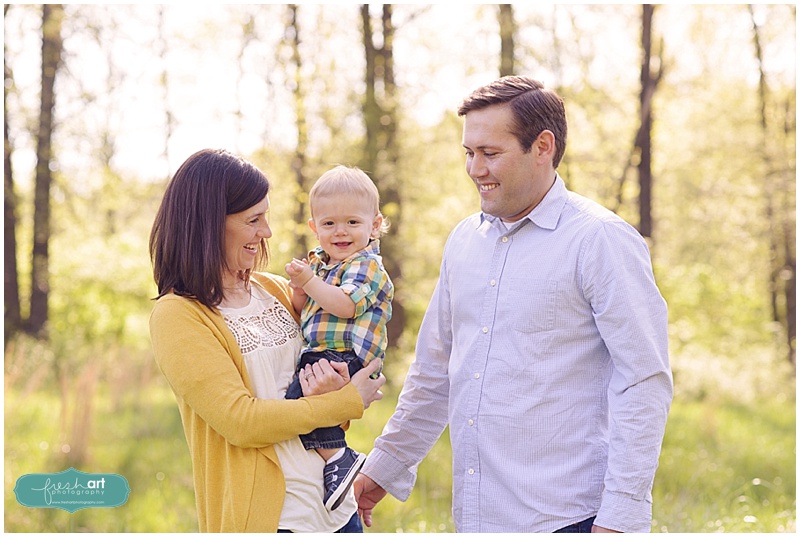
[284,165,393,511]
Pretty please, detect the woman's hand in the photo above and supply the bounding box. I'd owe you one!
[350,359,385,409]
[300,359,349,396]
[300,359,385,408]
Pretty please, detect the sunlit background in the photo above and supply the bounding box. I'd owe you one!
[4,3,796,533]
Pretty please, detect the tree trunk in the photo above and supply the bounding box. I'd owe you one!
[637,4,656,240]
[749,4,796,366]
[361,4,406,350]
[614,8,662,221]
[28,4,64,338]
[498,4,515,77]
[361,5,379,177]
[378,4,406,349]
[4,7,21,342]
[288,4,310,259]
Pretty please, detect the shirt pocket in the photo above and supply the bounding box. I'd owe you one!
[500,278,558,334]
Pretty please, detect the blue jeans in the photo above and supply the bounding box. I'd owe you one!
[285,349,364,450]
[277,512,363,533]
[555,516,597,533]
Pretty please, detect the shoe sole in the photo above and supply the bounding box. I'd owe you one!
[325,452,367,511]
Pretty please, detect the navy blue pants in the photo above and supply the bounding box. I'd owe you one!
[285,349,364,450]
[555,516,597,533]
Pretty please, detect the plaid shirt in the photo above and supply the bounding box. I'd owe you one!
[300,240,393,365]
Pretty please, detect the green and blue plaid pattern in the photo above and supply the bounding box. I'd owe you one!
[301,240,393,366]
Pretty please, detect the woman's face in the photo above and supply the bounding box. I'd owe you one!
[223,195,271,281]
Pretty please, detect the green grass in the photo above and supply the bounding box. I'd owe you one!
[349,394,797,533]
[652,398,796,532]
[4,379,196,532]
[5,379,796,532]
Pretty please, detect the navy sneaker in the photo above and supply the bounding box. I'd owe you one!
[323,447,366,511]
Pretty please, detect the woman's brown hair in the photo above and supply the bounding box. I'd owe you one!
[149,148,270,308]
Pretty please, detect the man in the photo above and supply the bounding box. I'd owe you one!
[354,76,673,533]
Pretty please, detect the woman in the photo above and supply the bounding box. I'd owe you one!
[149,148,384,532]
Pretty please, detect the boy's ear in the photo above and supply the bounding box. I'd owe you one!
[371,214,384,239]
[308,218,317,235]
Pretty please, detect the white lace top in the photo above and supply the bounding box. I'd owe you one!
[218,283,356,532]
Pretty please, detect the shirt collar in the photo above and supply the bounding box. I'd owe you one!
[479,173,567,231]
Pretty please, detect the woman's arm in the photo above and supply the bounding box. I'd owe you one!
[150,296,368,448]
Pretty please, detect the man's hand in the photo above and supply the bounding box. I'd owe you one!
[353,474,388,528]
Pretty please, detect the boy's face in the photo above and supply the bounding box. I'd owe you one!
[308,194,382,263]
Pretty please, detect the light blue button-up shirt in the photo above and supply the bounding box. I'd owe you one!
[362,175,672,532]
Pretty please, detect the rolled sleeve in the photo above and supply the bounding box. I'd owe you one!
[361,447,418,502]
[343,282,376,316]
[339,257,385,317]
[595,490,654,533]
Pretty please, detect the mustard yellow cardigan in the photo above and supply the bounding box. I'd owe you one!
[150,272,365,532]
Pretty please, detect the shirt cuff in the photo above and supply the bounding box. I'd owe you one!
[338,283,369,316]
[595,489,653,533]
[361,447,417,502]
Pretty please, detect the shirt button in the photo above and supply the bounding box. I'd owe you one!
[468,468,475,475]
[474,373,480,379]
[468,419,474,426]
[482,327,489,334]
[502,236,509,243]
[490,279,496,286]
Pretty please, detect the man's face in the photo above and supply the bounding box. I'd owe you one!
[462,104,555,222]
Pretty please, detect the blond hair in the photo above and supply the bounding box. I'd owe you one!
[309,165,390,236]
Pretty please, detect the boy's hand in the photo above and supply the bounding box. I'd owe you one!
[285,258,313,288]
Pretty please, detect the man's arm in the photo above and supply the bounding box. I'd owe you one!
[359,266,453,504]
[583,222,673,533]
